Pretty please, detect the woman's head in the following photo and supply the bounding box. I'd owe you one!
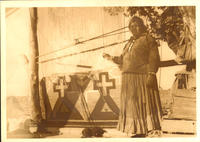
[128,16,147,39]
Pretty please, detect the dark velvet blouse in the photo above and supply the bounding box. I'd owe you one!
[113,33,160,74]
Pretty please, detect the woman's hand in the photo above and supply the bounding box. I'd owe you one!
[146,73,157,89]
[102,53,113,61]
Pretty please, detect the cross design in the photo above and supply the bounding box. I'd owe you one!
[53,76,69,98]
[91,72,119,119]
[94,72,115,96]
[51,76,84,120]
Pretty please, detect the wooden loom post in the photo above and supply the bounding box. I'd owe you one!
[29,8,42,123]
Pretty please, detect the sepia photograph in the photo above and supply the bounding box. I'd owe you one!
[1,0,199,141]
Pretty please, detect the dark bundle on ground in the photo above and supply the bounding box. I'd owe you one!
[81,127,107,138]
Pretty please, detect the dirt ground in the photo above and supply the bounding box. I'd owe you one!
[7,119,196,139]
[7,127,195,139]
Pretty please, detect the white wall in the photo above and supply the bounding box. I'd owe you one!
[6,8,31,97]
[6,8,32,132]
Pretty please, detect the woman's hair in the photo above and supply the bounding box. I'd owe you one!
[129,16,147,33]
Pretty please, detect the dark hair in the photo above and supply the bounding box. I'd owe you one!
[129,16,147,33]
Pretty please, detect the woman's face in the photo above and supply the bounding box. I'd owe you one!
[129,21,141,39]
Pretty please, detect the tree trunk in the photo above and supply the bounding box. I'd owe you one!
[29,8,42,123]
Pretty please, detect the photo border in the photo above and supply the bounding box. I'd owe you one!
[1,0,200,142]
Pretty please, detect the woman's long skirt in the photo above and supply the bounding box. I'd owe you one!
[117,73,162,135]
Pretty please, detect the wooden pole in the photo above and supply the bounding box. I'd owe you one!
[29,8,42,123]
[159,60,186,67]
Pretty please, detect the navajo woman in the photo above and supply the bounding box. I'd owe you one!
[103,16,162,137]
